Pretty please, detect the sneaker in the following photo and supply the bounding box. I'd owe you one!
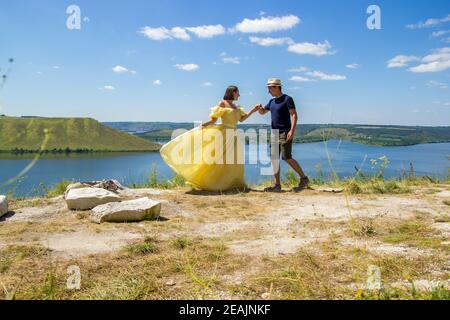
[297,176,310,190]
[264,184,282,192]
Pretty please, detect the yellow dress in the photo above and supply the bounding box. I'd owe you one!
[160,106,248,192]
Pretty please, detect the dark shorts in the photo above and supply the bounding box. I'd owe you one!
[269,131,293,161]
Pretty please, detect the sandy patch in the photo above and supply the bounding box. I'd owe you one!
[38,230,143,259]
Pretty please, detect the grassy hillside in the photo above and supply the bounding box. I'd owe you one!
[107,122,450,147]
[0,116,161,153]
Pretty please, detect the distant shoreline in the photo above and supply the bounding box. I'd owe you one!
[0,149,161,155]
[1,140,449,158]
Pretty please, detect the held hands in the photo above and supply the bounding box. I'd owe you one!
[250,104,261,114]
[251,103,264,114]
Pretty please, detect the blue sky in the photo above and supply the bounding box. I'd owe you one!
[0,0,449,125]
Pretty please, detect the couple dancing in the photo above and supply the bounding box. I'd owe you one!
[160,78,309,192]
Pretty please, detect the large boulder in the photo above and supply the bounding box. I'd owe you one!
[65,187,121,211]
[90,197,161,224]
[0,195,8,217]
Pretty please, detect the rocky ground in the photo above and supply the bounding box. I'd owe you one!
[0,184,449,300]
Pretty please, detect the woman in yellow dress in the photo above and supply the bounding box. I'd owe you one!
[160,85,261,192]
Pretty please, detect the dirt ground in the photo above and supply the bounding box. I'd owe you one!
[0,184,449,299]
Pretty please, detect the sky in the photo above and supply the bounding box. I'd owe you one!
[0,0,449,126]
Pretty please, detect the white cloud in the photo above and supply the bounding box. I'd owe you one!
[387,55,420,68]
[431,30,450,38]
[406,14,450,29]
[289,76,316,82]
[427,80,447,89]
[174,63,199,71]
[306,71,346,81]
[153,80,162,85]
[232,15,300,33]
[259,11,267,17]
[113,65,128,73]
[113,65,136,74]
[139,26,190,41]
[409,47,450,73]
[249,36,293,46]
[170,27,191,40]
[140,24,225,41]
[346,63,360,69]
[287,41,334,56]
[140,27,174,40]
[287,67,309,72]
[202,82,213,86]
[52,65,60,69]
[410,60,450,73]
[186,25,226,39]
[103,85,116,91]
[222,56,240,64]
[434,101,450,106]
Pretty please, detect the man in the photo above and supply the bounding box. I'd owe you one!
[258,78,309,192]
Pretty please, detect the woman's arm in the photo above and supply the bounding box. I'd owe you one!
[201,117,218,128]
[239,104,260,122]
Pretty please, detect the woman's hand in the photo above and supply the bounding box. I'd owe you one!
[251,104,262,114]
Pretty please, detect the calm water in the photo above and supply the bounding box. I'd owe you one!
[0,140,448,197]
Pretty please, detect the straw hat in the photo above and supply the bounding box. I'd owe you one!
[267,78,282,86]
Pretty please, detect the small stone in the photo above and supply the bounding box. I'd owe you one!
[0,195,8,217]
[165,279,175,286]
[320,188,344,193]
[261,292,270,299]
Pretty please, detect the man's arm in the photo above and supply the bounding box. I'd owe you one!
[258,103,270,115]
[287,108,298,142]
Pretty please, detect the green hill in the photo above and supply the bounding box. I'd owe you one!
[0,116,161,153]
[117,123,450,147]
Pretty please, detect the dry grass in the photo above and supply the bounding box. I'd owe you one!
[1,182,449,300]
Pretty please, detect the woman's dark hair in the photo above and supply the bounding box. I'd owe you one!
[223,85,239,101]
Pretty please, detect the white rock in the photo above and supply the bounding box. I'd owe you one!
[65,179,128,197]
[0,195,8,217]
[65,182,86,195]
[90,197,161,224]
[65,188,121,211]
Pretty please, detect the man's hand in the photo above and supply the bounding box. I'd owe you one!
[287,130,295,142]
[250,104,261,114]
[258,104,268,115]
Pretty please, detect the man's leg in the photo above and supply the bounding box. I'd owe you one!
[272,159,281,185]
[264,132,282,191]
[285,158,307,179]
[281,136,309,188]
